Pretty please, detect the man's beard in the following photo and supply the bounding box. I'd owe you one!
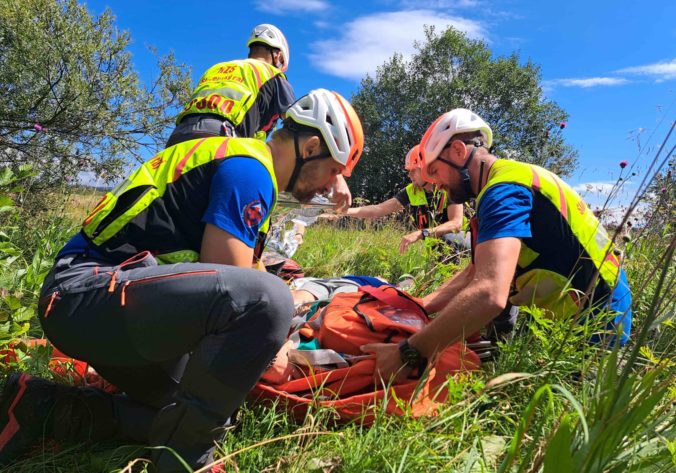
[291,186,317,203]
[445,184,472,204]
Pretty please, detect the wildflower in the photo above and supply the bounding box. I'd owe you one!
[661,187,667,193]
[33,123,43,132]
[559,121,567,129]
[619,160,628,169]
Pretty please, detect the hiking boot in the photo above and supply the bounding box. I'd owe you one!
[0,373,57,466]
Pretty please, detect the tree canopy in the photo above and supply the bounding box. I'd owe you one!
[350,26,578,202]
[0,0,192,186]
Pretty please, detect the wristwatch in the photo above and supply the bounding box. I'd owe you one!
[421,229,431,240]
[398,339,427,371]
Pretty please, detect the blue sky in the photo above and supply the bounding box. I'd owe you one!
[86,0,675,211]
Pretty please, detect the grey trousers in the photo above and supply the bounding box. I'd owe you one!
[38,251,293,472]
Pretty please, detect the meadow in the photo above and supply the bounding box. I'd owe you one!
[0,179,674,472]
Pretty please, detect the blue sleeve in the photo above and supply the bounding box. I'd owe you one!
[203,157,275,248]
[477,183,533,243]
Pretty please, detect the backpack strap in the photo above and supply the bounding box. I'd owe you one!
[358,285,427,316]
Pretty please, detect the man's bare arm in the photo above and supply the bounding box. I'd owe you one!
[410,237,520,358]
[345,198,404,219]
[200,223,255,267]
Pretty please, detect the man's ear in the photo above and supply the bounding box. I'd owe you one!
[450,139,467,164]
[302,135,322,159]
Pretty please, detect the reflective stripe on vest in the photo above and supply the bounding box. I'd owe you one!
[475,160,620,314]
[176,59,284,129]
[82,137,278,263]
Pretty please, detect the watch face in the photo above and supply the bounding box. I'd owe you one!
[399,341,421,367]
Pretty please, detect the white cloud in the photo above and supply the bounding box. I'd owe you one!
[255,0,330,15]
[573,182,617,194]
[309,10,486,81]
[616,58,676,82]
[546,77,629,88]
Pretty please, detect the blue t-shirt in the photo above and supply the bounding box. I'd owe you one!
[202,157,275,248]
[476,183,632,344]
[476,183,533,243]
[58,156,275,258]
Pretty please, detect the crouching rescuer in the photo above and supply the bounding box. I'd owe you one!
[0,89,364,472]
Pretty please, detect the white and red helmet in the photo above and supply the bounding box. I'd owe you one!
[246,24,290,72]
[285,89,364,177]
[404,144,423,171]
[420,108,492,180]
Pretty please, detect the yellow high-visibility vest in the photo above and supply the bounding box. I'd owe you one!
[82,137,277,264]
[176,59,285,132]
[475,159,620,317]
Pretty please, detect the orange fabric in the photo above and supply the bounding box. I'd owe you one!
[317,286,427,355]
[251,286,480,424]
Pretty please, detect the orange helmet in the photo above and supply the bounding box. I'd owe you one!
[404,145,422,171]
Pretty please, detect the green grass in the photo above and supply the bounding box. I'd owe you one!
[0,181,674,472]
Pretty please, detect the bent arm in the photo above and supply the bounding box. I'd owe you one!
[345,198,404,219]
[419,204,464,238]
[200,224,255,267]
[421,264,475,313]
[410,237,520,358]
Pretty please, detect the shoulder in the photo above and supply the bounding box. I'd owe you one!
[394,186,411,205]
[212,157,274,191]
[477,183,533,243]
[480,183,532,210]
[272,75,295,100]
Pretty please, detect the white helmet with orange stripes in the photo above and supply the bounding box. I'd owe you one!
[285,89,364,177]
[420,108,492,179]
[404,144,422,171]
[246,24,290,72]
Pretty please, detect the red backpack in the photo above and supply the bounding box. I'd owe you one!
[250,285,480,424]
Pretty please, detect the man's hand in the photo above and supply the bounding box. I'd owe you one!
[399,231,422,254]
[330,175,352,212]
[361,342,411,383]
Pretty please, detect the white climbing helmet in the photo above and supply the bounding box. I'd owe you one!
[420,108,493,177]
[285,89,364,176]
[246,24,290,72]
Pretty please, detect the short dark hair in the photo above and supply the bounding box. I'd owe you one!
[248,42,278,58]
[450,131,485,146]
[273,119,330,155]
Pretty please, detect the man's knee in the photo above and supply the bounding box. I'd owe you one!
[255,272,294,343]
[225,270,293,343]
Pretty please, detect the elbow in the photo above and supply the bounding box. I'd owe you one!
[479,285,509,314]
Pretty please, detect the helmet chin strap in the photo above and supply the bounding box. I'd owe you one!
[286,132,305,192]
